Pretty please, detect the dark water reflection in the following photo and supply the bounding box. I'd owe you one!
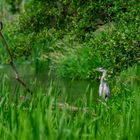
[0,64,99,104]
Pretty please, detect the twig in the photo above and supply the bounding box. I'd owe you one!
[0,21,32,94]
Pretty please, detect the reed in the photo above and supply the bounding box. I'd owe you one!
[0,65,139,140]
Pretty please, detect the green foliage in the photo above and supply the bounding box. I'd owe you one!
[0,65,140,139]
[1,1,140,139]
[17,0,140,40]
[51,45,93,79]
[1,0,140,78]
[5,0,23,13]
[89,21,140,74]
[51,21,139,79]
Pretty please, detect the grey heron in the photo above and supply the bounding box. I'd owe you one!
[97,68,110,100]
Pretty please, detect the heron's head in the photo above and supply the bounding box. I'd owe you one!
[97,67,106,73]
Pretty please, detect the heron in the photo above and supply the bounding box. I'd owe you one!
[97,67,110,100]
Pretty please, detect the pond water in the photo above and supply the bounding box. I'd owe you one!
[0,64,99,104]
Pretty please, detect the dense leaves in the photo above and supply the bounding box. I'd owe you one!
[5,0,23,13]
[2,0,140,79]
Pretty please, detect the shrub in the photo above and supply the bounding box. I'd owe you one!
[51,21,140,79]
[2,0,140,78]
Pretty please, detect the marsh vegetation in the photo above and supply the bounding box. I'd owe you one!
[0,0,140,139]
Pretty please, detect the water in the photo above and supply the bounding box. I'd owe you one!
[0,64,99,104]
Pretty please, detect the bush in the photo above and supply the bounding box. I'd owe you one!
[51,21,140,79]
[51,45,93,79]
[2,0,140,78]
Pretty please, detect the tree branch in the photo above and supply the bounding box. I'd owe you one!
[0,21,32,94]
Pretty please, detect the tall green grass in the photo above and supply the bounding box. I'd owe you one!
[0,65,140,140]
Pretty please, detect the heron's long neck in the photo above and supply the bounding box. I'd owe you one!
[100,71,106,85]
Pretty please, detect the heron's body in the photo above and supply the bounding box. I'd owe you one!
[98,68,110,100]
[99,82,110,98]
